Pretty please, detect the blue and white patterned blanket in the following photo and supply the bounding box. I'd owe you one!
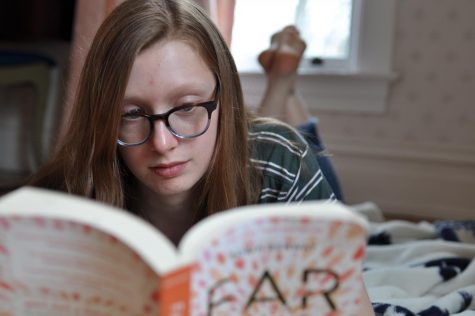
[353,203,475,315]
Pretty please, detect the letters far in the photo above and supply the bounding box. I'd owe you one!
[207,269,340,315]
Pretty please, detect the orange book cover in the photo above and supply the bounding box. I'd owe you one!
[159,264,193,316]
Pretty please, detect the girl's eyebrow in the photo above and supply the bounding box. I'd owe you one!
[167,84,216,99]
[123,84,215,105]
[122,96,149,107]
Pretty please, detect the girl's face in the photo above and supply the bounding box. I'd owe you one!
[119,39,218,202]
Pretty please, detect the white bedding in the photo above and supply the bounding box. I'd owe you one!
[355,204,475,315]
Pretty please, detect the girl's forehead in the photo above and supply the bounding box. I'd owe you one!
[134,39,212,76]
[139,37,206,63]
[125,39,216,100]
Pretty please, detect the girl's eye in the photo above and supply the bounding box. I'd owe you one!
[176,105,196,114]
[122,108,145,119]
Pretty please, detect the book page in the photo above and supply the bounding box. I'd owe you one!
[0,216,160,316]
[182,202,367,316]
[0,187,180,274]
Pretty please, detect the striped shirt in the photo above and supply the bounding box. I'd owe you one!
[249,122,336,204]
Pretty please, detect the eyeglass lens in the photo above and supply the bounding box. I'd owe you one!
[118,104,212,146]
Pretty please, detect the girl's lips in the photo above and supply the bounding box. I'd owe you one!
[151,161,188,178]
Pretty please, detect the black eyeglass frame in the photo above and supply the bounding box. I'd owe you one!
[117,100,218,147]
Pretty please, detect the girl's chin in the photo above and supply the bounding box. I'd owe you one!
[147,180,195,198]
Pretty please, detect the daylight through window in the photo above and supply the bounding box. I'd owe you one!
[231,0,355,72]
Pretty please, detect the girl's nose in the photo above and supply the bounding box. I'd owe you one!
[149,120,178,153]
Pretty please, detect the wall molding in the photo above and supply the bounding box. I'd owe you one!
[326,138,475,220]
[326,137,475,166]
[240,72,397,114]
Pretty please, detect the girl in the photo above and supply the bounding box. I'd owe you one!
[29,0,335,244]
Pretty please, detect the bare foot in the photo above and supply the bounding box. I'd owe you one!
[257,32,279,73]
[258,26,307,77]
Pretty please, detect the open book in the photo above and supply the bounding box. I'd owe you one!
[0,187,369,316]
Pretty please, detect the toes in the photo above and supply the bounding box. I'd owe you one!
[283,25,300,36]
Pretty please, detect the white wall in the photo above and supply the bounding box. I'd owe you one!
[314,0,475,220]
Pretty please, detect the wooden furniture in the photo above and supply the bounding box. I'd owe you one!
[0,52,56,194]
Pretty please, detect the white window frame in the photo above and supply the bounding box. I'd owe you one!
[297,0,363,74]
[238,0,397,113]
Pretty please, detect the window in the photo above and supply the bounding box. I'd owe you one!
[232,0,397,113]
[232,0,357,73]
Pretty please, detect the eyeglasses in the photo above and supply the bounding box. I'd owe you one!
[117,100,218,147]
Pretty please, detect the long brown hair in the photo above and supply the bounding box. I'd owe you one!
[30,0,259,215]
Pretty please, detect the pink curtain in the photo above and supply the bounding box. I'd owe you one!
[61,0,235,137]
[61,0,125,137]
[199,0,236,46]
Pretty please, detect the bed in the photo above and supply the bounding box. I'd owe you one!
[354,203,475,315]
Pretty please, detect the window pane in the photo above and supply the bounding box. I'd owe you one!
[231,0,299,69]
[297,0,352,59]
[231,0,353,70]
